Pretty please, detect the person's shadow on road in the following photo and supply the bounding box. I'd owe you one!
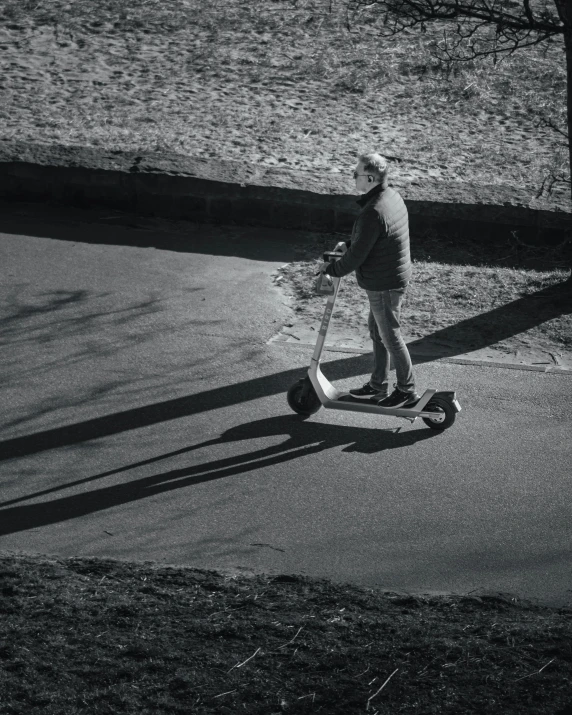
[0,415,440,536]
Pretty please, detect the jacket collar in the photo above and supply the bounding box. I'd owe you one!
[356,179,388,208]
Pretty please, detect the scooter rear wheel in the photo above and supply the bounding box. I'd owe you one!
[287,378,322,416]
[421,397,456,430]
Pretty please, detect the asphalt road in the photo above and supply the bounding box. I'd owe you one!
[1,204,570,607]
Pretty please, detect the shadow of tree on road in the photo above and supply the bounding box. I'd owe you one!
[0,353,375,460]
[0,284,222,380]
[0,415,439,535]
[0,284,230,431]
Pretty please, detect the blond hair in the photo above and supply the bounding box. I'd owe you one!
[359,152,389,183]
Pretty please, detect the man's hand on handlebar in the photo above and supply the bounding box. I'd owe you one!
[316,242,346,275]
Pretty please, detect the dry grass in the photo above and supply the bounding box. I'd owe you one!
[275,229,571,360]
[1,554,571,714]
[0,0,567,192]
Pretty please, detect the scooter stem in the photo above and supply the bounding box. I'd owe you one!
[311,276,341,365]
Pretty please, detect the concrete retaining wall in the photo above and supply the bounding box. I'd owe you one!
[1,140,570,244]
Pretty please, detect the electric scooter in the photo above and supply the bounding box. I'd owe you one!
[287,247,462,430]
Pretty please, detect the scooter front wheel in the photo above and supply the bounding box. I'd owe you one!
[287,378,322,416]
[421,397,456,430]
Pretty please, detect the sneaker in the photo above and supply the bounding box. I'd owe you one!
[349,382,387,400]
[376,387,420,408]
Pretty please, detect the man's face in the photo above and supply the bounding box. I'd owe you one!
[353,160,372,194]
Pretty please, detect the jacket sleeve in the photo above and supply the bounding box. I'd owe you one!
[325,208,383,278]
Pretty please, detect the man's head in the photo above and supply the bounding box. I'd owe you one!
[353,152,389,194]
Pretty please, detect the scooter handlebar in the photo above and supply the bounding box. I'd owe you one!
[322,250,345,262]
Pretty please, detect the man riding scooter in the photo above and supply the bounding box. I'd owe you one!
[320,152,420,407]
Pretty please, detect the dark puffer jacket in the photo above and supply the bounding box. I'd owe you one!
[325,182,412,291]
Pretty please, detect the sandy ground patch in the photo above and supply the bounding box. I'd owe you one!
[0,0,568,196]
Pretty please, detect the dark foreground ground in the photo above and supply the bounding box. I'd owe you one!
[1,554,571,715]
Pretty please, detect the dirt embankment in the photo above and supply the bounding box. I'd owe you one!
[0,0,568,198]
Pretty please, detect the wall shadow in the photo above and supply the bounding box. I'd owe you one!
[0,201,304,264]
[0,414,439,535]
[410,228,571,272]
[2,200,569,271]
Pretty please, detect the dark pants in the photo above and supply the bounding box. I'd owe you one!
[366,288,415,395]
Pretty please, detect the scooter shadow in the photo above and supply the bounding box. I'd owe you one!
[0,416,440,535]
[217,414,439,456]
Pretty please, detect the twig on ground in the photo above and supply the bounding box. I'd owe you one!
[228,647,261,673]
[366,668,399,710]
[297,693,316,702]
[214,690,237,698]
[514,658,555,682]
[278,626,304,649]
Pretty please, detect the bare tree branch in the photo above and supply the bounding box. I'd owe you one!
[539,116,570,142]
[350,0,564,36]
[348,0,563,66]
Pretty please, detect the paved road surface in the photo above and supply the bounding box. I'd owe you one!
[1,204,570,607]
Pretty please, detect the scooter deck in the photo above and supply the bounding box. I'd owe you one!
[323,389,436,417]
[309,362,437,417]
[336,392,435,416]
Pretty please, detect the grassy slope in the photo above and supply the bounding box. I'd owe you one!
[1,554,571,715]
[0,0,568,190]
[277,229,570,358]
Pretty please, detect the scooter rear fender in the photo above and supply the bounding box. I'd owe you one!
[433,391,462,413]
